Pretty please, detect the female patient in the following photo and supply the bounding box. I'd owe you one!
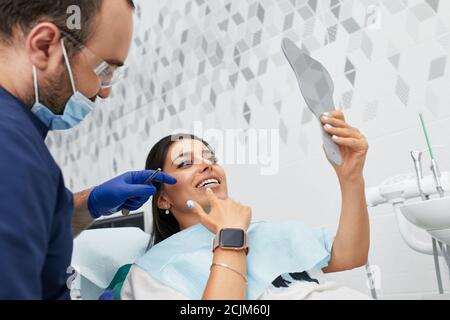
[120,111,370,300]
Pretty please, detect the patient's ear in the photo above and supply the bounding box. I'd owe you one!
[156,191,171,209]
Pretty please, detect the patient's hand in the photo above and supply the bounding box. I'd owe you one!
[321,111,369,181]
[187,189,252,234]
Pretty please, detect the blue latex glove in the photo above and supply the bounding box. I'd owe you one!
[98,289,115,300]
[87,170,177,219]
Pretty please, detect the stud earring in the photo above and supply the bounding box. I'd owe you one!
[165,209,170,215]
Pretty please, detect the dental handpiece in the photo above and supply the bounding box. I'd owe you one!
[122,168,162,216]
[430,159,445,198]
[410,150,427,201]
[419,113,445,198]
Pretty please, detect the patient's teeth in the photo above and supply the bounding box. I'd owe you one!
[197,178,219,188]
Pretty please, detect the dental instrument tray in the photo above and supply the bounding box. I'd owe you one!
[282,38,342,166]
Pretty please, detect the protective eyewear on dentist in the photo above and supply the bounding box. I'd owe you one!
[60,30,127,89]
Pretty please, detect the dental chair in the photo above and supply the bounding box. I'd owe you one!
[71,227,150,300]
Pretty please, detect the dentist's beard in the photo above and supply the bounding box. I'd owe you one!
[37,68,73,115]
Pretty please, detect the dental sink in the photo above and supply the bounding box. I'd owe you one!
[400,196,450,245]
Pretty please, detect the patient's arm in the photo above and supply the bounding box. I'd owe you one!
[188,190,252,300]
[203,248,247,299]
[319,111,370,273]
[323,176,369,273]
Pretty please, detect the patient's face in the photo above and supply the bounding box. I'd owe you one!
[159,138,228,217]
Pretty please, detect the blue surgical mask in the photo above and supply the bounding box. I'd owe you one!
[31,39,96,130]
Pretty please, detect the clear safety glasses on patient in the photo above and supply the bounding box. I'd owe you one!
[60,30,127,89]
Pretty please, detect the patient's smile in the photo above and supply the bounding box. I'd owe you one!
[196,177,221,189]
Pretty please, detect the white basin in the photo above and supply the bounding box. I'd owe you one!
[399,196,450,245]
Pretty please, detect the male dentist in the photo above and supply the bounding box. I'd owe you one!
[0,0,176,299]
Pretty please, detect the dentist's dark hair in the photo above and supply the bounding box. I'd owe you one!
[145,134,214,248]
[0,0,135,50]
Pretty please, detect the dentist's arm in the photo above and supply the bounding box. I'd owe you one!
[71,170,177,238]
[319,111,370,273]
[72,189,94,237]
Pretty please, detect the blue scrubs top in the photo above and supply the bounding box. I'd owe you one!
[0,87,73,300]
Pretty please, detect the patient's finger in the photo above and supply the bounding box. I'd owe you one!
[187,200,208,219]
[331,136,362,149]
[323,110,345,121]
[321,116,351,129]
[324,125,361,139]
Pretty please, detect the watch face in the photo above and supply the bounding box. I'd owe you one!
[219,228,245,248]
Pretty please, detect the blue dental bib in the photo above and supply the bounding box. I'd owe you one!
[136,221,333,299]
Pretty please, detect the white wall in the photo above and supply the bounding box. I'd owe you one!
[48,0,450,299]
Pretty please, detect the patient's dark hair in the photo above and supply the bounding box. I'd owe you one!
[145,134,213,248]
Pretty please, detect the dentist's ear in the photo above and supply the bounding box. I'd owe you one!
[25,22,62,71]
